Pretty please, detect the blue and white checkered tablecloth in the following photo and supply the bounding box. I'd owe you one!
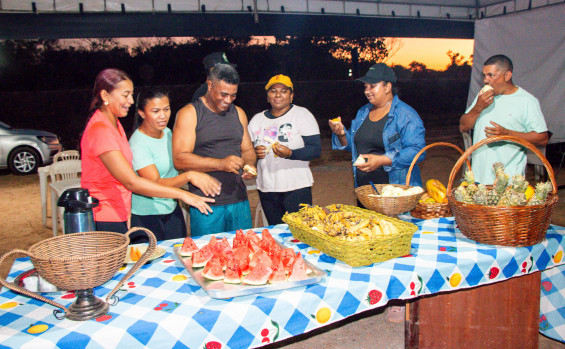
[1,218,565,348]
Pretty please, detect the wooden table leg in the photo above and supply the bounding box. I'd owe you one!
[406,272,540,348]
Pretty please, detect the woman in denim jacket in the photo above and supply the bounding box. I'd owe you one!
[330,63,426,188]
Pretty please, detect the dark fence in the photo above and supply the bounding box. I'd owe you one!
[0,78,469,150]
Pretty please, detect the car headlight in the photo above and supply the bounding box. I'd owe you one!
[37,136,60,144]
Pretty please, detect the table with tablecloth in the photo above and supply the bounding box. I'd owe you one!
[1,218,565,348]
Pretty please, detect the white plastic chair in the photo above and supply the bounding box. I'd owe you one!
[49,159,82,236]
[244,178,269,228]
[53,150,80,163]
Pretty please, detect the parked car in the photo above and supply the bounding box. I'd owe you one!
[0,121,63,175]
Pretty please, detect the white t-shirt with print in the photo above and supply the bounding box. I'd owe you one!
[248,105,320,192]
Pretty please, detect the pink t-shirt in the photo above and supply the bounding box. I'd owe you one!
[80,110,133,222]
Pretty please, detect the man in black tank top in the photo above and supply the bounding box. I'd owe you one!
[172,64,257,236]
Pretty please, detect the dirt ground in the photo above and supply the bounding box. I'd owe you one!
[1,129,565,347]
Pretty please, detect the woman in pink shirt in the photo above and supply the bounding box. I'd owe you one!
[81,68,220,234]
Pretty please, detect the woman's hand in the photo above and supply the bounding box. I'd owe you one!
[272,143,292,158]
[180,191,214,215]
[255,145,267,159]
[187,171,221,197]
[355,154,392,172]
[328,118,345,136]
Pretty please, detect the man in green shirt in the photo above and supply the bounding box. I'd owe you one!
[459,54,549,184]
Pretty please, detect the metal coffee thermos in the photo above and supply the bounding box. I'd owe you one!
[57,188,99,234]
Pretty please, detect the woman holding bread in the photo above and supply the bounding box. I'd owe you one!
[329,63,426,189]
[248,74,321,224]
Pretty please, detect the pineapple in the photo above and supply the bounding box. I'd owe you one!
[487,162,509,205]
[464,170,478,197]
[510,175,528,194]
[454,186,474,204]
[472,184,489,206]
[527,182,552,206]
[497,187,526,206]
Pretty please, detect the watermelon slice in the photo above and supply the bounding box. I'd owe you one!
[233,245,250,275]
[262,229,277,245]
[249,249,273,270]
[191,244,214,268]
[224,257,242,284]
[202,257,224,280]
[180,237,199,257]
[281,248,296,274]
[243,261,273,285]
[269,261,287,284]
[288,252,308,282]
[245,230,261,245]
[233,229,248,249]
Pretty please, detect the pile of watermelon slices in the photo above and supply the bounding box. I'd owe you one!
[180,229,311,285]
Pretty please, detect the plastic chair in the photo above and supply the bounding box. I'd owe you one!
[53,150,80,162]
[48,159,82,236]
[244,178,269,228]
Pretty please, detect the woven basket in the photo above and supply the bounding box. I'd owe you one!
[355,184,424,217]
[0,227,156,315]
[446,135,558,247]
[407,142,470,219]
[282,205,418,267]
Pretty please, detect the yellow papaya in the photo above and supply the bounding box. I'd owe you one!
[426,179,447,203]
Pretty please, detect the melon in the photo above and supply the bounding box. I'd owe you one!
[233,229,248,249]
[233,245,250,275]
[249,249,273,270]
[262,228,277,245]
[180,237,199,257]
[269,261,287,284]
[245,229,261,245]
[243,261,273,285]
[191,244,214,268]
[288,252,308,282]
[224,258,242,284]
[202,257,224,280]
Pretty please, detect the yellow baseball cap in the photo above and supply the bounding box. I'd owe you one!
[265,74,293,90]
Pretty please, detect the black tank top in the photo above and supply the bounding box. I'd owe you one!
[190,98,247,205]
[354,114,389,185]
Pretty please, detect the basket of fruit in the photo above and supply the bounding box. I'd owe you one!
[282,204,418,267]
[446,135,558,247]
[407,142,471,219]
[355,184,425,217]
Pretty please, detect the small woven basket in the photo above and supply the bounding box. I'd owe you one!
[0,227,157,317]
[446,135,558,247]
[282,205,418,267]
[407,142,470,219]
[355,184,424,217]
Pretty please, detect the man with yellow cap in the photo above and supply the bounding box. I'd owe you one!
[248,74,321,224]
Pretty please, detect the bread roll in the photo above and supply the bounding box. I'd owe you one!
[353,155,366,166]
[479,85,493,95]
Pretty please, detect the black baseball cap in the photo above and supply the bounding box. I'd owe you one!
[202,52,236,71]
[356,63,397,84]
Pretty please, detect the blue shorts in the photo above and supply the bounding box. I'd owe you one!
[189,200,252,236]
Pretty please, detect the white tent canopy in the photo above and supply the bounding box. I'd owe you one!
[468,4,565,143]
[1,0,562,19]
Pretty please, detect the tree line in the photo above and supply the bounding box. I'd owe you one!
[0,36,471,91]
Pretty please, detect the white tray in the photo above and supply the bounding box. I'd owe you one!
[173,241,326,299]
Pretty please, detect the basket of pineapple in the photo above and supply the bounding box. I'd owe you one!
[446,135,558,247]
[406,142,471,219]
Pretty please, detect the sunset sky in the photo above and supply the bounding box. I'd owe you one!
[387,38,475,70]
[67,36,475,71]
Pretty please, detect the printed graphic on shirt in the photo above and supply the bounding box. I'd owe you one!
[278,123,293,142]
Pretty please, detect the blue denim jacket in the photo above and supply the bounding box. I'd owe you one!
[332,95,426,187]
